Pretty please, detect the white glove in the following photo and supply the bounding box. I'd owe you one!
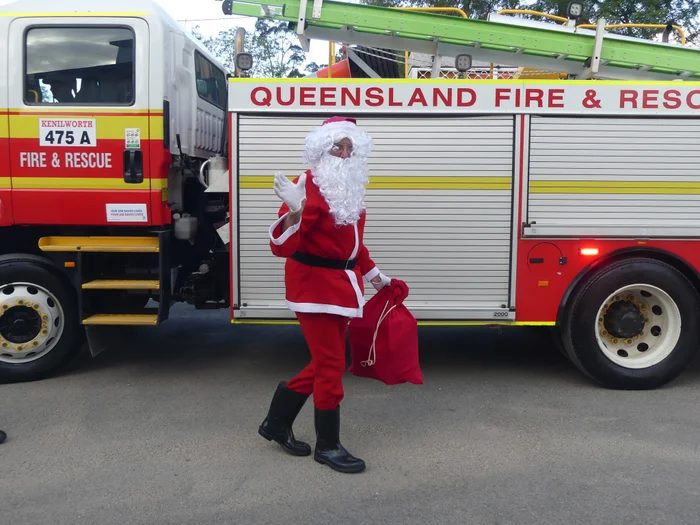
[274,172,306,213]
[371,272,391,291]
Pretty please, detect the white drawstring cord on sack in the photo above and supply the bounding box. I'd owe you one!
[361,300,397,367]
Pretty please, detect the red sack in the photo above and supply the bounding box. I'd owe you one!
[348,279,423,385]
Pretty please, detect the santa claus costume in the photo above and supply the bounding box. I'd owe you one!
[257,117,391,474]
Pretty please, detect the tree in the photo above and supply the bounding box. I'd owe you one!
[303,50,345,76]
[190,25,241,72]
[191,20,324,78]
[248,19,306,77]
[363,0,520,20]
[364,0,699,45]
[304,62,324,74]
[523,1,699,45]
[192,0,699,79]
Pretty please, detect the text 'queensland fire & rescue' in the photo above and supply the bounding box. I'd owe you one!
[238,83,700,115]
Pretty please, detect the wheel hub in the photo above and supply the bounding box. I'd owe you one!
[0,305,42,344]
[0,283,64,363]
[603,300,645,339]
[595,284,681,370]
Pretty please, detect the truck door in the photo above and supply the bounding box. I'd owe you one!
[8,17,152,225]
[0,25,9,226]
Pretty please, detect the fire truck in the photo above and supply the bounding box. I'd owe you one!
[2,0,700,391]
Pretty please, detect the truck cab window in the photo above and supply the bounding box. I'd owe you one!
[194,51,226,109]
[25,27,135,105]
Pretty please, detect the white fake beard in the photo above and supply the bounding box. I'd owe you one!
[312,153,369,227]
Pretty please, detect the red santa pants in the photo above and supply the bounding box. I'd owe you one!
[286,312,349,410]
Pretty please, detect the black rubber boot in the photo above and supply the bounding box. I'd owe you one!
[313,406,366,473]
[258,382,311,456]
[0,430,6,444]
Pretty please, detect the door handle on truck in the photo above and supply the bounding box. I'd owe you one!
[123,149,144,184]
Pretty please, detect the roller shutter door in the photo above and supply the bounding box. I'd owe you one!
[236,115,515,319]
[527,117,700,237]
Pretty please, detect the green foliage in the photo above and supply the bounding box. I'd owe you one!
[249,19,306,77]
[192,0,700,79]
[363,0,519,20]
[190,25,240,72]
[364,0,699,44]
[191,20,319,78]
[304,51,345,75]
[525,1,699,44]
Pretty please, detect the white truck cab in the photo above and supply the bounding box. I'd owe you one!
[0,0,227,161]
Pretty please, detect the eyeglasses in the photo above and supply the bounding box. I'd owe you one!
[330,142,354,154]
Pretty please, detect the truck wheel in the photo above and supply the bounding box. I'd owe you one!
[561,258,700,390]
[0,256,81,383]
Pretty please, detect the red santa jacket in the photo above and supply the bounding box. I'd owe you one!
[269,170,380,318]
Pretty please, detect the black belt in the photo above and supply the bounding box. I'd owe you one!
[291,252,357,270]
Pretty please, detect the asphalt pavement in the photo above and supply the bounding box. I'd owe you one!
[4,305,700,525]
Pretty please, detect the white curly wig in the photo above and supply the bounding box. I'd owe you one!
[302,120,373,166]
[302,118,373,226]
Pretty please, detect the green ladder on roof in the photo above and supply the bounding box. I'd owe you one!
[219,0,700,81]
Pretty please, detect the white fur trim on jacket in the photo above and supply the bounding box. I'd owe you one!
[363,267,380,282]
[286,300,364,318]
[269,212,300,246]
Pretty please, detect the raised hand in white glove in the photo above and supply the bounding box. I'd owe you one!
[274,171,307,213]
[370,272,391,291]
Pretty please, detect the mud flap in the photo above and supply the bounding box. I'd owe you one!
[84,326,124,357]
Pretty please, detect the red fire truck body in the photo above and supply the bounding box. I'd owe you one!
[2,0,700,392]
[225,79,700,390]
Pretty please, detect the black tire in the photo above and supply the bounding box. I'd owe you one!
[0,255,82,383]
[546,326,568,357]
[561,257,700,390]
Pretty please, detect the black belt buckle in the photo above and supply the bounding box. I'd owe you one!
[344,259,354,270]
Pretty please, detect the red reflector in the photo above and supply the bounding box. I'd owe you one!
[581,248,600,256]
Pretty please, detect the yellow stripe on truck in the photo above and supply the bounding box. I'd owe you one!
[6,110,162,140]
[231,319,557,327]
[11,177,166,190]
[9,108,153,113]
[530,180,700,194]
[0,177,11,189]
[240,176,513,190]
[149,116,164,140]
[10,115,150,140]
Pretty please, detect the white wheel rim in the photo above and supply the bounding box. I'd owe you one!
[0,282,65,364]
[594,284,681,369]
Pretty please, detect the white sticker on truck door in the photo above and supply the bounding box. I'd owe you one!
[39,118,96,147]
[105,204,148,223]
[125,128,141,149]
